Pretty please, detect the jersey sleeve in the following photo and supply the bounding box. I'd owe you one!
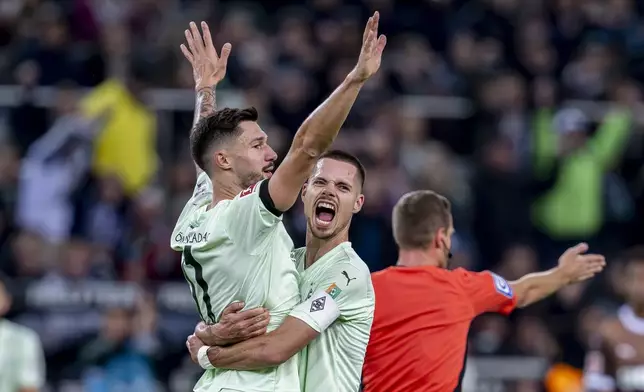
[222,179,284,254]
[17,329,46,389]
[454,269,517,316]
[289,262,373,333]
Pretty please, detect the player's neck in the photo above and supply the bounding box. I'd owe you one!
[305,229,348,269]
[397,249,441,268]
[211,175,242,206]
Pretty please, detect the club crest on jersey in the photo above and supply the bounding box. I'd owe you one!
[491,272,513,298]
[310,296,326,312]
[326,283,342,299]
[239,183,257,198]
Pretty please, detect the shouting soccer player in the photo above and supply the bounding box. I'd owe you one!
[187,150,374,392]
[172,14,385,392]
[361,190,607,392]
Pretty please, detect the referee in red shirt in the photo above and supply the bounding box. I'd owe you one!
[362,190,606,392]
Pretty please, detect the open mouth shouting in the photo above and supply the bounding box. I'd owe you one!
[263,164,275,178]
[314,200,337,228]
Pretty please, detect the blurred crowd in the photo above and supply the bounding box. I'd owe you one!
[0,0,644,391]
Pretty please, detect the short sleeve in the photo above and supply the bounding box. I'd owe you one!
[223,180,283,254]
[290,263,373,333]
[18,329,45,388]
[454,269,517,316]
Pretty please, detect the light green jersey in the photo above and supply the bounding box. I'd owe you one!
[289,242,375,392]
[0,319,45,392]
[171,172,301,392]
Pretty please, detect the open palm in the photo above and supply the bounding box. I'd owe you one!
[180,21,231,90]
[353,12,387,82]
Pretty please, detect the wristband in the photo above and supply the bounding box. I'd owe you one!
[197,346,215,370]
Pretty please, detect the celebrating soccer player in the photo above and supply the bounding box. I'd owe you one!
[187,150,374,392]
[172,12,385,392]
[361,190,607,392]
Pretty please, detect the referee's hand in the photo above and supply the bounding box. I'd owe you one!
[194,302,271,346]
[557,243,606,283]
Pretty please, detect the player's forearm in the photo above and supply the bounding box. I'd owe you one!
[193,86,217,129]
[196,324,243,347]
[191,85,217,174]
[206,336,285,370]
[294,74,365,157]
[206,319,313,370]
[510,267,569,308]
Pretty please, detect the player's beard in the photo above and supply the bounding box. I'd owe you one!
[239,170,265,189]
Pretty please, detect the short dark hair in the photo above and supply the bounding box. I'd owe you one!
[392,190,452,250]
[318,149,366,189]
[190,107,259,173]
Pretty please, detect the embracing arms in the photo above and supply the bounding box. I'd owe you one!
[194,316,319,369]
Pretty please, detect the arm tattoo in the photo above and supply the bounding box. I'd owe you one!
[192,86,216,132]
[191,86,216,174]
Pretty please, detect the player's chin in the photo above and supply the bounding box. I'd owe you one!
[311,218,336,237]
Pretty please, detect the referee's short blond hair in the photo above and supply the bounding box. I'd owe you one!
[392,190,452,250]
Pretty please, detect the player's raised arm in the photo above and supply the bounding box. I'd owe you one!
[180,21,231,175]
[267,12,386,212]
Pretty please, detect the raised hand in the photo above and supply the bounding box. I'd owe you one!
[180,21,231,90]
[350,11,387,83]
[557,243,606,283]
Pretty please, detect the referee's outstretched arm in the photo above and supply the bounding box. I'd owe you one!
[509,242,605,308]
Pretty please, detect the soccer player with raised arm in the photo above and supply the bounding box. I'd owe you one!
[361,190,607,392]
[172,14,385,392]
[187,150,374,392]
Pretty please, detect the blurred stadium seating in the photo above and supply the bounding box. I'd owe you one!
[1,0,644,391]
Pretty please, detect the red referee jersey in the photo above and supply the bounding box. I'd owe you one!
[362,265,517,392]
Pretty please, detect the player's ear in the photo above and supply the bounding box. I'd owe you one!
[214,150,232,171]
[433,228,445,249]
[300,181,308,202]
[352,194,364,214]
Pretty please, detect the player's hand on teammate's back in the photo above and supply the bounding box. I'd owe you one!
[349,11,387,83]
[180,21,231,90]
[194,301,271,346]
[557,242,606,283]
